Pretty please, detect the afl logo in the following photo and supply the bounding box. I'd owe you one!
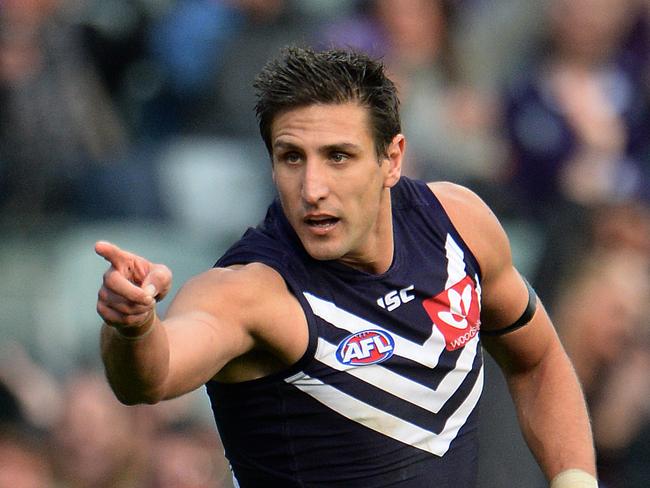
[336,330,395,366]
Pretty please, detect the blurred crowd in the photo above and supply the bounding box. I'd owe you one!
[0,0,649,487]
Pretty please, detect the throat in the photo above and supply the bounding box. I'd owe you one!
[338,237,395,275]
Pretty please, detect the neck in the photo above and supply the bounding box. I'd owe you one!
[338,188,394,275]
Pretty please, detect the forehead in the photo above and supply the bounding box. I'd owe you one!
[270,102,374,148]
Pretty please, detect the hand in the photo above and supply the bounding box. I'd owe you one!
[95,241,172,332]
[551,67,626,153]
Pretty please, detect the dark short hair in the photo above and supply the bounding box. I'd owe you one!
[254,46,401,158]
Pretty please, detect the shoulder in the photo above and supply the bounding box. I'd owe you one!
[427,181,512,281]
[427,181,497,223]
[179,262,295,317]
[171,261,307,359]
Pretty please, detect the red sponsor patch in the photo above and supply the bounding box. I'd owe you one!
[422,275,481,351]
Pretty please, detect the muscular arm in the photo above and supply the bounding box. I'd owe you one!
[100,267,256,405]
[481,299,596,480]
[431,183,596,481]
[97,242,306,405]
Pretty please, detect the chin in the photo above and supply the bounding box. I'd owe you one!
[306,248,342,262]
[302,241,344,262]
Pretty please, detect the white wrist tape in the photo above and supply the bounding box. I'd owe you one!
[550,469,598,488]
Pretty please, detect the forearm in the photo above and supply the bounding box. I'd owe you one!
[506,341,596,481]
[100,314,170,405]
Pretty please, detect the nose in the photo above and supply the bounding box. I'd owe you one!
[301,160,330,205]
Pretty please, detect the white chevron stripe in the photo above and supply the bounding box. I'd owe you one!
[445,234,466,289]
[285,365,484,457]
[474,273,483,312]
[315,334,479,414]
[304,292,446,368]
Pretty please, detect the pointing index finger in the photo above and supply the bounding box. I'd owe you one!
[95,241,124,267]
[95,241,152,286]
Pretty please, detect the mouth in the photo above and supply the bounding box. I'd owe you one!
[304,215,340,233]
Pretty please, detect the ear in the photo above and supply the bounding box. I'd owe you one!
[382,134,405,188]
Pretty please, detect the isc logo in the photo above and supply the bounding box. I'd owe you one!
[376,285,415,311]
[336,330,395,366]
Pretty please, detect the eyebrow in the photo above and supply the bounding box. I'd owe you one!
[272,140,363,154]
[320,142,363,154]
[272,140,299,152]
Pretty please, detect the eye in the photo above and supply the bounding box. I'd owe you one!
[330,152,349,164]
[278,151,303,165]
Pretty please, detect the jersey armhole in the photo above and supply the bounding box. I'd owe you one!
[415,179,484,282]
[212,254,320,385]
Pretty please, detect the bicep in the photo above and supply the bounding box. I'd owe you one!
[479,243,555,374]
[157,269,257,399]
[477,223,558,374]
[482,299,559,376]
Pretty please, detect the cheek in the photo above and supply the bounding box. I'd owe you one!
[275,179,300,208]
[355,180,383,212]
[345,191,381,238]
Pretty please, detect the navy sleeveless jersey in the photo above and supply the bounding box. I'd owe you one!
[206,177,484,487]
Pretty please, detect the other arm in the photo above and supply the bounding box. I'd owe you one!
[431,183,597,485]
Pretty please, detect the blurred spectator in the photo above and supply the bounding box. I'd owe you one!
[0,341,63,430]
[75,0,161,128]
[146,0,244,137]
[0,376,56,488]
[499,0,650,305]
[2,359,230,486]
[534,199,650,311]
[0,424,55,488]
[44,369,227,487]
[318,0,506,189]
[451,0,546,92]
[0,0,131,225]
[50,371,152,487]
[590,200,650,254]
[0,379,24,425]
[149,422,233,488]
[502,0,650,220]
[554,243,650,487]
[188,0,316,138]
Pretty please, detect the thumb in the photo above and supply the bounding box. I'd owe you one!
[142,263,172,302]
[143,283,157,298]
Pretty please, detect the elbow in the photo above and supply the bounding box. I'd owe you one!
[107,379,166,406]
[116,395,141,406]
[114,389,164,406]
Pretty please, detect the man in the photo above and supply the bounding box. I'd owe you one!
[96,47,597,487]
